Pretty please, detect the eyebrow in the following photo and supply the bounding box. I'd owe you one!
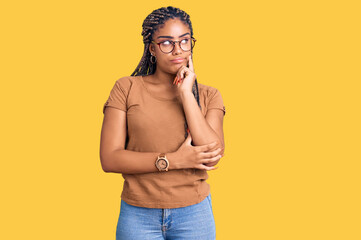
[157,33,190,39]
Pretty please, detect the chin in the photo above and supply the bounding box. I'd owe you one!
[172,63,185,70]
[164,62,187,74]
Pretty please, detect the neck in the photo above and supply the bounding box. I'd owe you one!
[150,69,177,87]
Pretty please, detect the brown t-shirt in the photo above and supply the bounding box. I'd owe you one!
[102,75,226,208]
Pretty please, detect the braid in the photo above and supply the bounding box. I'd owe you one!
[131,6,201,141]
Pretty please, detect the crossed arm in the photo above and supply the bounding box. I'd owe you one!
[100,88,225,174]
[180,91,225,157]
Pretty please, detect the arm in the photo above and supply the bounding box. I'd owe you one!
[100,107,179,174]
[101,149,180,174]
[175,55,225,155]
[180,90,225,156]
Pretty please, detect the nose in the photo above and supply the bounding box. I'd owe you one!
[172,42,182,55]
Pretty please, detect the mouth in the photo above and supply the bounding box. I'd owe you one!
[170,58,185,64]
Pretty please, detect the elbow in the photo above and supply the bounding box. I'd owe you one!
[100,159,111,173]
[99,153,113,173]
[102,165,111,173]
[215,139,225,155]
[100,149,126,173]
[214,138,224,148]
[213,139,222,148]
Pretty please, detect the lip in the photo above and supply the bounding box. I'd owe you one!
[170,58,184,63]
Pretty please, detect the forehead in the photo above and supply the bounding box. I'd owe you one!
[153,18,190,38]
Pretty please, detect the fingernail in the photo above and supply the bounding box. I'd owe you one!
[173,76,178,84]
[187,128,190,133]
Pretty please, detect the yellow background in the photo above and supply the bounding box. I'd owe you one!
[1,0,360,239]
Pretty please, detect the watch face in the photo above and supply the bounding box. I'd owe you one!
[159,159,168,169]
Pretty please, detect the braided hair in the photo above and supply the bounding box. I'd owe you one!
[131,6,201,141]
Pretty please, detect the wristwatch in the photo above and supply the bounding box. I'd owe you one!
[155,153,169,171]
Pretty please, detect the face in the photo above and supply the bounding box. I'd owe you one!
[149,18,193,74]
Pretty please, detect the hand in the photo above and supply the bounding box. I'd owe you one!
[169,133,223,171]
[203,153,224,167]
[202,143,225,167]
[173,54,197,93]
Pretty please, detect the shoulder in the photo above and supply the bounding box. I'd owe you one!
[112,75,142,92]
[114,75,139,87]
[197,82,222,99]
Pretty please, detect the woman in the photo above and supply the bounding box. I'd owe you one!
[100,6,226,240]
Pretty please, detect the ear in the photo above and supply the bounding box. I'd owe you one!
[148,44,155,56]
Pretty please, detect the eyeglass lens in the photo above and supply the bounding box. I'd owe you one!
[160,38,195,53]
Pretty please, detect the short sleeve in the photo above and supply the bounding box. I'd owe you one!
[207,88,226,116]
[102,78,129,114]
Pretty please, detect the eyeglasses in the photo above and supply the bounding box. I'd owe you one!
[151,37,196,53]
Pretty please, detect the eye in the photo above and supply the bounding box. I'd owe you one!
[161,40,172,45]
[181,38,189,44]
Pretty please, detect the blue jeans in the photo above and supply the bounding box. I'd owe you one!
[116,193,216,240]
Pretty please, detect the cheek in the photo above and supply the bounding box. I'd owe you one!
[157,57,169,68]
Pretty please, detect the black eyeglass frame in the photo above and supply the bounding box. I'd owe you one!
[151,37,197,53]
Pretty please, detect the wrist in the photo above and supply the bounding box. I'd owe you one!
[179,90,193,101]
[167,152,180,170]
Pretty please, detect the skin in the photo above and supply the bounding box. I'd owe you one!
[99,18,225,173]
[146,18,225,167]
[144,18,191,99]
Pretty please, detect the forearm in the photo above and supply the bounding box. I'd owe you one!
[180,91,222,147]
[101,149,179,174]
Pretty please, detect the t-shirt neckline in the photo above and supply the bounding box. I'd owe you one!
[139,75,179,102]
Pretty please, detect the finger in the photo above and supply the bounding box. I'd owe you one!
[200,147,222,159]
[176,73,184,85]
[177,66,188,81]
[176,66,183,80]
[207,148,223,158]
[201,154,222,164]
[206,141,219,151]
[199,164,219,171]
[188,54,194,72]
[203,159,221,167]
[203,162,216,167]
[198,141,218,152]
[208,142,222,152]
[203,160,220,168]
[203,159,220,167]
